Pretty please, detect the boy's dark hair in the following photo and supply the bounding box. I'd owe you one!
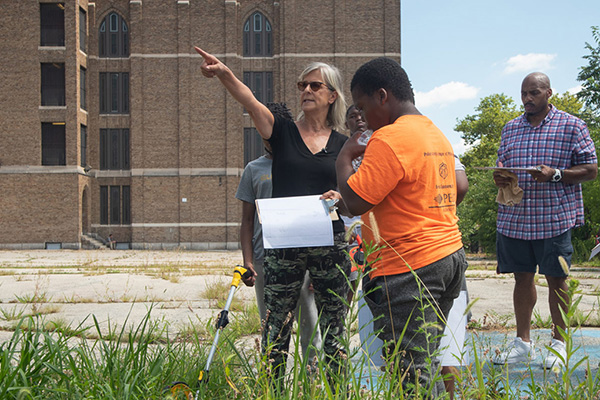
[266,102,294,121]
[350,57,415,104]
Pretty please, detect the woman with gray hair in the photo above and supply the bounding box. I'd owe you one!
[195,47,350,383]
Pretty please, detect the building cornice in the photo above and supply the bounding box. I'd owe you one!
[0,167,243,177]
[90,52,401,61]
[0,166,88,175]
[91,222,240,228]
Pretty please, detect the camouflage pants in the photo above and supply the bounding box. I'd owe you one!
[262,232,350,379]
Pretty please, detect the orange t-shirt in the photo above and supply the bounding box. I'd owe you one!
[347,115,463,278]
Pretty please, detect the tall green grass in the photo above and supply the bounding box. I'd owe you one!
[2,247,600,399]
[1,281,599,399]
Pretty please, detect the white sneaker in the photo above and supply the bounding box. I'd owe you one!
[543,339,566,369]
[492,337,536,365]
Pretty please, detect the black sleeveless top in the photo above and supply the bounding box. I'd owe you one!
[268,116,348,233]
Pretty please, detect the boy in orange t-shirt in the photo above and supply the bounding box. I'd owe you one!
[336,57,467,397]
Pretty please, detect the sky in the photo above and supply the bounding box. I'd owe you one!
[401,0,599,155]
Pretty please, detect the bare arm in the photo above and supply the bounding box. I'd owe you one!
[563,163,598,183]
[528,163,598,184]
[195,47,274,139]
[335,133,373,216]
[456,169,469,206]
[240,201,257,286]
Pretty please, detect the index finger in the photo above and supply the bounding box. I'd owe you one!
[194,46,210,59]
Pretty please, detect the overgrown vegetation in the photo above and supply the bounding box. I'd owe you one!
[1,273,600,399]
[1,234,600,399]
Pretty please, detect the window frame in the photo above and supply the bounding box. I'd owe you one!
[99,12,129,57]
[100,185,131,225]
[79,7,87,53]
[243,127,266,166]
[41,122,66,166]
[80,66,87,111]
[243,12,272,57]
[99,72,129,114]
[100,186,108,224]
[80,124,87,167]
[41,63,66,106]
[40,3,65,47]
[242,71,273,105]
[110,186,121,225]
[100,128,130,170]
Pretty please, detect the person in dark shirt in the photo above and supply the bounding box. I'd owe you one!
[195,46,351,383]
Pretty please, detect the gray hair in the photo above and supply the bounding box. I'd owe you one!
[297,62,347,132]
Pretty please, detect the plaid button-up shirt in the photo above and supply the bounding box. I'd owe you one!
[497,105,597,240]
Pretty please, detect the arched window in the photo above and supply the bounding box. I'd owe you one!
[99,12,129,57]
[243,12,272,57]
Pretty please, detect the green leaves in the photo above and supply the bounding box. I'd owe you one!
[457,93,519,148]
[577,26,600,115]
[455,94,520,253]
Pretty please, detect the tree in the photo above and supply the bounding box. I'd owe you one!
[577,26,600,115]
[455,94,520,253]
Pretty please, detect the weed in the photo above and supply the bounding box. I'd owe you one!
[202,279,245,311]
[60,293,95,303]
[31,304,62,316]
[468,310,515,331]
[0,306,27,321]
[532,309,553,329]
[15,292,51,304]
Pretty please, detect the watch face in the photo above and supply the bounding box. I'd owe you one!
[552,170,561,182]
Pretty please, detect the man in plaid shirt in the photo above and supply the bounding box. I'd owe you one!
[492,72,597,368]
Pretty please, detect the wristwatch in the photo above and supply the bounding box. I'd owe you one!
[551,168,563,182]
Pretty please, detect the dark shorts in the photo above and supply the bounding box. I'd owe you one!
[496,230,572,277]
[362,248,468,396]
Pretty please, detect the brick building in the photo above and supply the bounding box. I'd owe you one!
[0,0,401,250]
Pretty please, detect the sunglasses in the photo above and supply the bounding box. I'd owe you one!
[297,80,333,92]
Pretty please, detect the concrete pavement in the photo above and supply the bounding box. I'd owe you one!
[1,249,599,335]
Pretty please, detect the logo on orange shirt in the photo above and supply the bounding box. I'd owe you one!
[439,162,448,179]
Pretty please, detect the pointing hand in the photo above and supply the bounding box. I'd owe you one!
[194,46,227,78]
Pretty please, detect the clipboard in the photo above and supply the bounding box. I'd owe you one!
[255,195,336,248]
[475,166,541,172]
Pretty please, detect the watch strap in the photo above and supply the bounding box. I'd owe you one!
[551,168,562,182]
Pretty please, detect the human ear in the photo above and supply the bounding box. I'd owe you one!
[329,90,338,104]
[378,88,388,104]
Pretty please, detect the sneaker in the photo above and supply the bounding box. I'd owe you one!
[492,337,536,365]
[543,339,566,369]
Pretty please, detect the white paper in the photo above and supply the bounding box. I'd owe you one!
[589,243,600,261]
[256,195,334,249]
